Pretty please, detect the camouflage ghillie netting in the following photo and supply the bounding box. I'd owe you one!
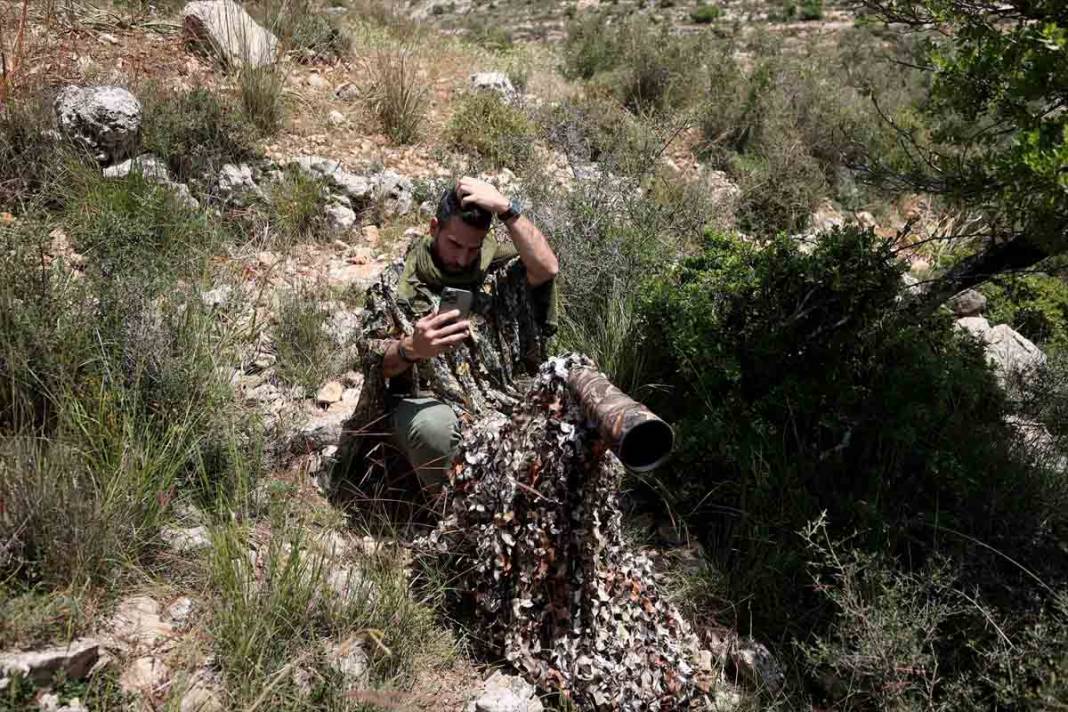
[419,354,701,710]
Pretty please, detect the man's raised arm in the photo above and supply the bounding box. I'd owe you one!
[457,176,559,286]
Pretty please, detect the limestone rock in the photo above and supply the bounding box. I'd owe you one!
[217,163,265,204]
[334,82,359,101]
[325,202,357,232]
[54,85,141,164]
[201,285,232,309]
[316,381,344,405]
[326,636,370,689]
[467,671,543,712]
[161,525,211,552]
[729,640,784,694]
[956,316,1046,383]
[0,639,99,687]
[328,110,346,126]
[947,288,987,317]
[103,153,170,181]
[371,170,413,216]
[182,0,279,68]
[165,597,196,628]
[119,655,170,694]
[291,155,372,203]
[106,596,174,650]
[469,72,518,102]
[180,669,224,712]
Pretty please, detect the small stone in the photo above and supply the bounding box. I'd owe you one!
[325,635,370,689]
[469,71,517,102]
[334,82,359,101]
[317,381,344,405]
[361,225,380,244]
[217,163,264,204]
[341,387,360,403]
[201,285,232,309]
[947,288,987,317]
[306,73,329,90]
[119,656,170,694]
[328,110,346,126]
[257,251,279,268]
[161,525,211,552]
[179,670,224,712]
[325,203,357,232]
[730,640,784,694]
[38,692,61,711]
[165,597,195,627]
[341,370,362,387]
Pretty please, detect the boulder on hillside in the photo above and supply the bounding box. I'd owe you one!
[182,0,279,69]
[470,72,518,102]
[956,316,1046,383]
[103,153,199,209]
[948,288,987,317]
[54,86,141,164]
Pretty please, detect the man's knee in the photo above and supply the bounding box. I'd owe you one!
[393,397,460,478]
[406,401,459,462]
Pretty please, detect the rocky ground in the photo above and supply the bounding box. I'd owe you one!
[1,0,1057,710]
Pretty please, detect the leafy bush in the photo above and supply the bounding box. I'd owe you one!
[288,12,351,62]
[690,3,722,23]
[562,15,704,113]
[981,272,1068,354]
[140,85,260,184]
[446,92,535,170]
[366,49,428,145]
[639,226,1067,632]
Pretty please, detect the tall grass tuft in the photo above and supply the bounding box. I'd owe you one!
[366,49,427,145]
[238,64,286,134]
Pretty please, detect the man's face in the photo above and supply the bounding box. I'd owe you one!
[430,216,487,273]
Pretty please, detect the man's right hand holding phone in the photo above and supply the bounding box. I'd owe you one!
[406,309,470,360]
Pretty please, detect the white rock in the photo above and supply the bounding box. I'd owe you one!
[328,110,346,126]
[325,202,357,232]
[325,636,370,689]
[119,655,170,694]
[54,85,141,164]
[217,163,264,204]
[334,82,359,101]
[0,639,99,687]
[103,153,171,181]
[956,316,1047,383]
[316,381,344,405]
[107,596,174,650]
[306,73,329,90]
[201,285,232,309]
[179,669,224,712]
[468,671,543,712]
[370,170,413,217]
[290,155,372,203]
[165,597,195,627]
[947,288,987,317]
[182,0,279,68]
[160,525,211,552]
[469,72,517,102]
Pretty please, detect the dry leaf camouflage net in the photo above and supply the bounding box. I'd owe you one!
[417,354,702,710]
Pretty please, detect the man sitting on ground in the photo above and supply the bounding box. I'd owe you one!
[346,176,559,494]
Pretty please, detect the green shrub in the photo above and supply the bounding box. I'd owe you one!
[140,85,260,184]
[446,92,535,169]
[981,272,1068,354]
[562,15,703,113]
[366,49,428,145]
[639,226,1066,632]
[799,0,823,20]
[288,13,352,62]
[690,3,722,23]
[0,97,74,211]
[266,168,330,244]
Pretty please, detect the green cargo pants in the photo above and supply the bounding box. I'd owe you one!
[391,397,460,494]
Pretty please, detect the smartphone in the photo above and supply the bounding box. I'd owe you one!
[439,287,473,319]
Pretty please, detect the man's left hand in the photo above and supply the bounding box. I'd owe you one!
[457,176,509,216]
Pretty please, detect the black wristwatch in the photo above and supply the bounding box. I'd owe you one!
[498,199,521,224]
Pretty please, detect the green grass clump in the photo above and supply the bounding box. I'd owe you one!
[267,168,330,245]
[446,92,535,169]
[273,289,338,392]
[366,49,428,145]
[140,85,260,185]
[981,272,1068,354]
[238,65,287,135]
[690,3,722,23]
[0,98,71,211]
